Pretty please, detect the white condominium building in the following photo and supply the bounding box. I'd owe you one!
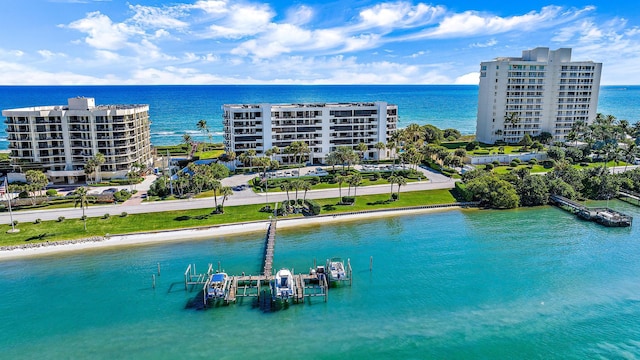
[222,102,398,164]
[476,47,602,144]
[3,97,152,184]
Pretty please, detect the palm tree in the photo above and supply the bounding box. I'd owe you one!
[404,123,425,146]
[182,133,193,157]
[196,119,208,149]
[218,186,233,213]
[211,180,221,210]
[301,181,311,203]
[387,174,399,200]
[335,174,346,201]
[247,149,257,171]
[395,176,407,200]
[356,142,368,163]
[74,186,90,231]
[348,174,362,204]
[374,142,386,162]
[280,182,292,205]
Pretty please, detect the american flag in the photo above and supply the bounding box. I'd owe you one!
[0,178,6,195]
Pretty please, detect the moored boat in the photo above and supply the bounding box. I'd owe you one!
[207,272,229,299]
[328,258,346,281]
[273,268,295,301]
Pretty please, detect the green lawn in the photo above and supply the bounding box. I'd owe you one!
[1,189,459,247]
[490,161,627,175]
[315,189,457,213]
[254,172,425,193]
[194,149,225,159]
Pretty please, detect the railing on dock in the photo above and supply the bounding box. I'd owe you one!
[619,188,640,206]
[184,263,213,290]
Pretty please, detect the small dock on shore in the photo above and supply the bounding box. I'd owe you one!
[619,188,640,207]
[550,195,633,227]
[184,218,335,310]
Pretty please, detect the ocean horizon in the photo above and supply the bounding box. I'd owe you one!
[1,85,639,150]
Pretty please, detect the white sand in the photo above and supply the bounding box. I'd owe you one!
[0,206,461,260]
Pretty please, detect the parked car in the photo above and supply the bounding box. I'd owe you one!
[102,188,118,194]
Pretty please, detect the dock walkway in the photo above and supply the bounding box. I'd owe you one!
[263,219,276,276]
[549,195,632,227]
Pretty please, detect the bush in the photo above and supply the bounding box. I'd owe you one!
[46,189,58,196]
[341,196,355,204]
[18,191,29,199]
[57,216,65,222]
[12,220,18,226]
[120,212,128,218]
[466,141,480,151]
[113,190,132,202]
[528,158,538,165]
[80,215,87,221]
[34,218,41,224]
[102,213,110,219]
[259,205,272,213]
[304,199,321,215]
[391,193,398,201]
[492,160,500,166]
[484,163,494,171]
[509,160,519,167]
[455,182,473,201]
[542,159,556,168]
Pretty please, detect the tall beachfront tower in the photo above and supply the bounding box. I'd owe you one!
[3,97,153,184]
[222,102,397,164]
[476,47,602,144]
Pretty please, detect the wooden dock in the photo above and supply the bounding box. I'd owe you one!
[183,217,339,310]
[619,188,640,206]
[263,219,276,276]
[550,195,633,227]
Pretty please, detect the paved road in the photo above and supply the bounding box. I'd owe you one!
[1,166,456,224]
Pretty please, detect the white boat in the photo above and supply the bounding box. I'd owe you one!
[273,269,295,301]
[207,272,228,299]
[328,258,346,281]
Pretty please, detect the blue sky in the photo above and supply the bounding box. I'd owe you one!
[0,0,637,85]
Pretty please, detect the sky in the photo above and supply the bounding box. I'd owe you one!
[0,0,638,85]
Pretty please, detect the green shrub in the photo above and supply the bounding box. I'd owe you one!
[509,160,519,167]
[46,189,57,196]
[18,191,29,199]
[34,218,41,224]
[120,212,128,218]
[455,182,473,201]
[528,158,538,165]
[12,220,18,226]
[391,193,398,201]
[492,160,500,166]
[57,216,65,222]
[542,159,556,169]
[304,199,321,215]
[341,196,355,204]
[102,213,110,219]
[484,163,494,170]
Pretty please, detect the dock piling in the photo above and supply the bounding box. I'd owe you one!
[152,274,156,289]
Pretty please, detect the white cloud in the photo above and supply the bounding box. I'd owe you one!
[202,2,274,39]
[413,6,593,39]
[37,50,67,59]
[470,39,497,48]
[454,72,480,84]
[66,11,138,50]
[357,2,444,29]
[129,4,190,30]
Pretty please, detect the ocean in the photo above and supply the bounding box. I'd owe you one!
[1,203,640,358]
[1,85,639,150]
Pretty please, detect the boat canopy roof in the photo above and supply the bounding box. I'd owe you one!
[212,273,226,282]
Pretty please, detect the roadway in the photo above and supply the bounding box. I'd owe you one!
[1,165,455,224]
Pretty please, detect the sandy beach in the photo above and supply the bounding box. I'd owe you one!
[0,206,463,260]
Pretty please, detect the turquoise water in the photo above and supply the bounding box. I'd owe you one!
[2,203,640,358]
[1,85,639,149]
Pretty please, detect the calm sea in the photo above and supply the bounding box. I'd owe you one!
[1,85,639,150]
[1,203,640,358]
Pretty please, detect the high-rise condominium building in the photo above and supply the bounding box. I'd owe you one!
[3,97,152,184]
[476,47,602,144]
[222,102,398,164]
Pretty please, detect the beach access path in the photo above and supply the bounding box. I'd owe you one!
[0,165,456,224]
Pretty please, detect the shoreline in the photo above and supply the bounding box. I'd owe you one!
[0,205,466,261]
